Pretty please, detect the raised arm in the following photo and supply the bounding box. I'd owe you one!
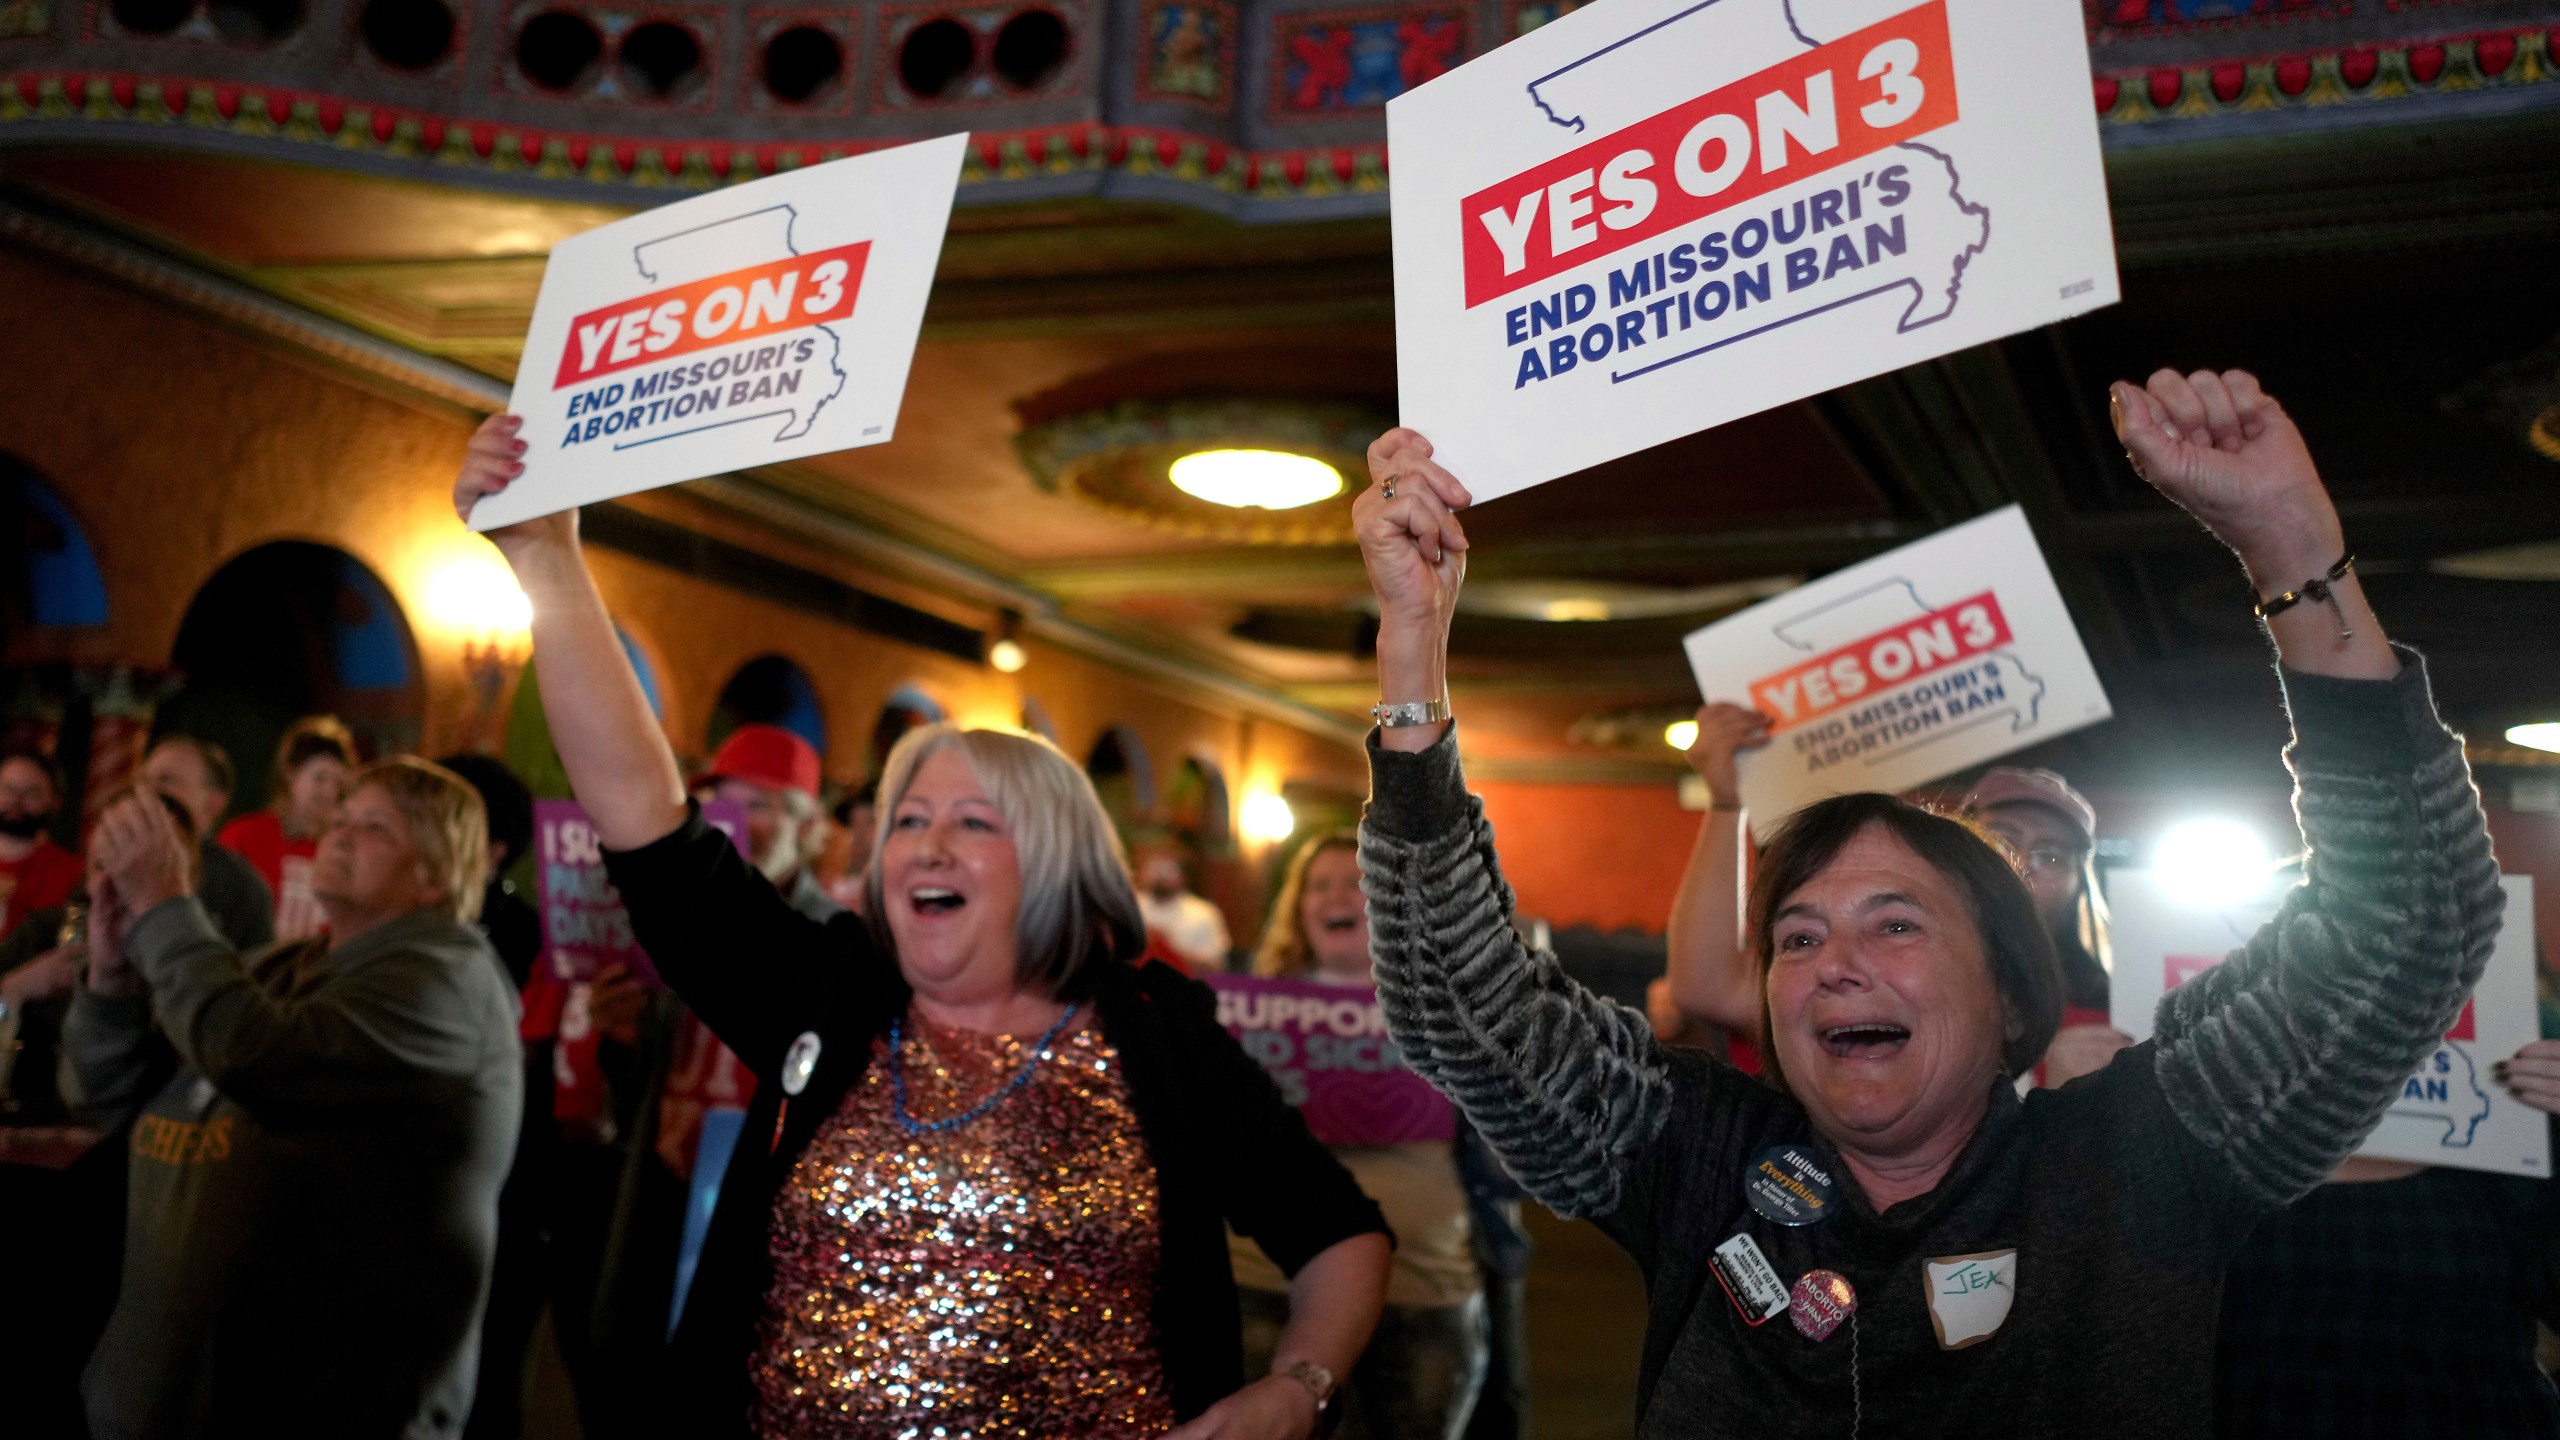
[1354,431,1673,1220]
[126,902,510,1115]
[454,414,686,851]
[2113,369,2502,1204]
[1663,704,1769,1037]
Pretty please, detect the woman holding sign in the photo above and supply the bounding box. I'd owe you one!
[1352,368,2505,1437]
[454,415,1391,1440]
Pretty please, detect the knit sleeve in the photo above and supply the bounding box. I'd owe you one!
[2152,647,2505,1207]
[1359,727,1673,1220]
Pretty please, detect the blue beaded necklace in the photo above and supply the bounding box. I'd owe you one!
[887,1003,1081,1137]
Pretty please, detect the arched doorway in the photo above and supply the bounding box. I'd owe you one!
[0,455,109,640]
[869,685,945,779]
[156,541,422,818]
[502,622,661,799]
[709,654,825,758]
[1085,724,1155,838]
[1165,755,1232,858]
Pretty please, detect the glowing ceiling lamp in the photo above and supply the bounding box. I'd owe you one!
[2506,722,2560,754]
[2152,818,2272,908]
[1168,449,1345,511]
[1664,719,1700,751]
[988,639,1028,674]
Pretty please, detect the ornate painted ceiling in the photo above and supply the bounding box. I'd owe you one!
[5,0,2559,782]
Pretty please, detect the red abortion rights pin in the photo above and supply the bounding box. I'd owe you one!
[1789,1269,1857,1342]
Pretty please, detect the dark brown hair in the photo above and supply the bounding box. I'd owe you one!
[1746,792,2065,1086]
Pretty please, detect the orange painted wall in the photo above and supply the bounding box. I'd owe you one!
[0,243,1367,950]
[1475,780,1699,934]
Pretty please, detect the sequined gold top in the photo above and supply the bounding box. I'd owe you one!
[751,1016,1178,1439]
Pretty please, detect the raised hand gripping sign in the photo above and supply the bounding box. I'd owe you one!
[1390,0,2115,501]
[470,134,967,530]
[1683,505,2111,821]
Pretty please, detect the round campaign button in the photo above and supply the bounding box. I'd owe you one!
[1745,1143,1840,1227]
[1789,1269,1858,1342]
[781,1030,823,1096]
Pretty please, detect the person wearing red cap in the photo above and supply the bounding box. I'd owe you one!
[694,723,839,925]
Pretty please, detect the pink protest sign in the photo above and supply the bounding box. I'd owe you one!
[535,798,745,983]
[1205,973,1455,1147]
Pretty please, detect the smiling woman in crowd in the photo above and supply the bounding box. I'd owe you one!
[1235,830,1493,1440]
[1348,366,2505,1438]
[454,416,1392,1440]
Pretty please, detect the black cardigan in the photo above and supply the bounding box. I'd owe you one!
[603,807,1390,1431]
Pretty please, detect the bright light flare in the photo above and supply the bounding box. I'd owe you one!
[1665,719,1699,751]
[987,639,1028,673]
[1241,792,1297,844]
[2506,722,2560,754]
[1168,449,1345,511]
[2152,818,2272,907]
[426,555,532,640]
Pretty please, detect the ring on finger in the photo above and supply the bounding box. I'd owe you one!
[1381,475,1399,500]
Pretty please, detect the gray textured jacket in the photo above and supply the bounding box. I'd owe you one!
[1361,652,2503,1439]
[65,899,522,1440]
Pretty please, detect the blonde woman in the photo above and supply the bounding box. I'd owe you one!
[1236,831,1493,1440]
[455,415,1392,1440]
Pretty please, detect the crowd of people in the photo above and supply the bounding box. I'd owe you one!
[0,362,2555,1440]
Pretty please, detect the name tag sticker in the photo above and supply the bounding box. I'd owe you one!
[1711,1232,1790,1326]
[1924,1248,2018,1349]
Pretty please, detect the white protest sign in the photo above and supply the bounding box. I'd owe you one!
[2110,872,2547,1179]
[1388,0,2116,502]
[471,134,968,531]
[1682,505,2109,820]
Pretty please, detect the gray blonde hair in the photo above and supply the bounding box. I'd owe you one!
[352,756,490,925]
[864,724,1146,998]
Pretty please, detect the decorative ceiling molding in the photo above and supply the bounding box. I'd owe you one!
[3,24,2550,219]
[0,186,511,410]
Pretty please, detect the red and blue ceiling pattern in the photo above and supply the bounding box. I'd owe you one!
[1,0,2553,215]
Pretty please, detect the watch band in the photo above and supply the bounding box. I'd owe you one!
[1371,697,1450,728]
[1277,1358,1337,1411]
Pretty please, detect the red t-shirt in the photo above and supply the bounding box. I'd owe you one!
[0,837,82,941]
[218,811,326,942]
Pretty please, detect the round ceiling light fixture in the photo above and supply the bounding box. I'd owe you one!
[1167,449,1345,510]
[1015,396,1385,544]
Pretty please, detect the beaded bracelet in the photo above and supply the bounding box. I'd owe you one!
[2254,554,2356,638]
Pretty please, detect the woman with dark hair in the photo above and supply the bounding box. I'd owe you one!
[453,423,1392,1440]
[1350,366,2504,1436]
[1667,716,2125,1088]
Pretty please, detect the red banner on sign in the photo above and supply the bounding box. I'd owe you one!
[1458,0,1957,309]
[552,241,871,389]
[1749,589,2011,732]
